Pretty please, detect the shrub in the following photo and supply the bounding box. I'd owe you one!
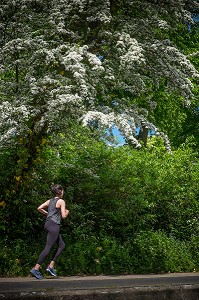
[132,230,195,274]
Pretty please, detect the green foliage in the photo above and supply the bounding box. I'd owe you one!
[0,126,198,276]
[0,235,45,276]
[60,235,134,275]
[132,231,194,273]
[0,0,199,278]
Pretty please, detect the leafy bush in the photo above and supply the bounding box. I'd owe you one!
[60,235,134,275]
[132,231,195,274]
[0,128,199,276]
[0,237,44,276]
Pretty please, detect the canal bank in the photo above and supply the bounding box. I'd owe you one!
[0,273,199,300]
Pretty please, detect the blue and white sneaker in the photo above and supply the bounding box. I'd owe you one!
[46,266,57,277]
[30,268,43,279]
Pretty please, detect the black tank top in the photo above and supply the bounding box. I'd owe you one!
[46,198,61,225]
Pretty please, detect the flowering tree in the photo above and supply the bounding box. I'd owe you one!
[0,0,199,198]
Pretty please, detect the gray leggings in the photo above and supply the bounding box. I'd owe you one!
[37,219,65,265]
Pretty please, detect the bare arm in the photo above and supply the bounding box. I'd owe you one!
[57,199,69,219]
[37,200,50,216]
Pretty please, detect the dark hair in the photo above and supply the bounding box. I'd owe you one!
[51,184,64,196]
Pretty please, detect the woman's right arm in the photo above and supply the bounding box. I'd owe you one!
[37,200,49,216]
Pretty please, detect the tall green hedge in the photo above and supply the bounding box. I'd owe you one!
[0,130,198,276]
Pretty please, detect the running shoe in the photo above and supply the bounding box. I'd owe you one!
[46,266,57,277]
[30,268,43,279]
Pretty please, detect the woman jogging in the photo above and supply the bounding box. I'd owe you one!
[30,184,69,279]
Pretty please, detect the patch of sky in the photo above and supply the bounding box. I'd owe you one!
[192,13,199,22]
[98,54,104,61]
[106,125,155,147]
[106,126,125,146]
[112,126,126,145]
[188,13,199,30]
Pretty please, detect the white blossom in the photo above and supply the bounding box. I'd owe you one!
[0,0,198,152]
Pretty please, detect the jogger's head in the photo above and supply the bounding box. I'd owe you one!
[51,184,64,197]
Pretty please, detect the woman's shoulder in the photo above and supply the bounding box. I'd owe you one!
[57,198,65,203]
[56,198,65,205]
[56,198,65,209]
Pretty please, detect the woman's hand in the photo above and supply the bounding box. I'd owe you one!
[65,209,69,218]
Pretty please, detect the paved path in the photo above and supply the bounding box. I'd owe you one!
[0,272,199,292]
[1,273,199,299]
